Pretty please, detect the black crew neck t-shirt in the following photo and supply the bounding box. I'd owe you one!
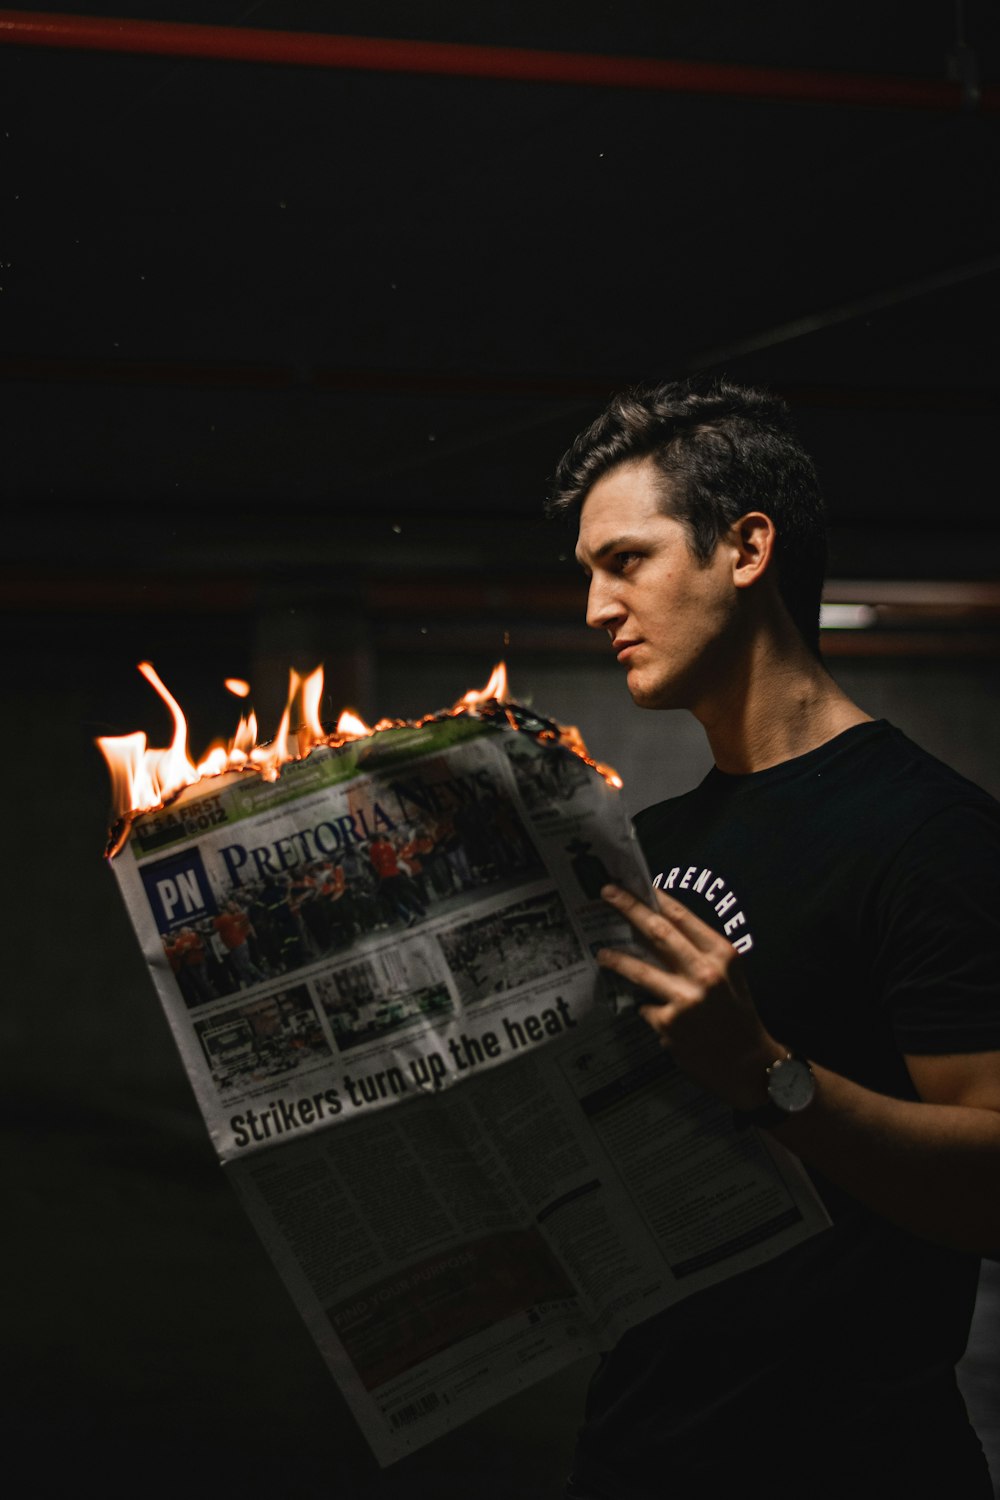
[574,720,1000,1491]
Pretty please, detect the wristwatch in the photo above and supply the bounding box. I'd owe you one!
[733,1049,815,1130]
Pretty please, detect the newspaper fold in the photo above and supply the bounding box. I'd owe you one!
[110,709,829,1463]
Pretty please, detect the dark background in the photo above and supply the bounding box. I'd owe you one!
[3,3,999,1494]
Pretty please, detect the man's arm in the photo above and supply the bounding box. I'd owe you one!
[598,883,1000,1256]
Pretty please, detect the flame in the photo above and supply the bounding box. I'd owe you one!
[301,666,325,750]
[98,658,620,854]
[336,708,373,738]
[96,730,155,821]
[138,661,198,788]
[96,661,200,819]
[255,668,296,780]
[554,722,623,789]
[458,661,508,706]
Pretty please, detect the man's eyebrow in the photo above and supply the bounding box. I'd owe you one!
[575,534,642,567]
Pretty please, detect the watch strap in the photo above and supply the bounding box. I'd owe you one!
[732,1096,789,1130]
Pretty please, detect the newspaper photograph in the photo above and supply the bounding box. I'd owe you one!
[108,707,831,1463]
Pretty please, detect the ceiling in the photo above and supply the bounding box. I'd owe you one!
[3,1,1000,653]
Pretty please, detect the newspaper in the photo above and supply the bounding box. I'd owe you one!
[109,708,830,1463]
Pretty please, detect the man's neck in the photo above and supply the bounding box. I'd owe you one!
[695,630,872,776]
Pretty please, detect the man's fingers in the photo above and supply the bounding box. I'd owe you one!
[602,882,725,957]
[596,943,681,1010]
[638,1004,674,1046]
[597,947,676,1044]
[649,888,725,953]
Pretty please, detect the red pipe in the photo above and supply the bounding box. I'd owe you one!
[0,9,993,112]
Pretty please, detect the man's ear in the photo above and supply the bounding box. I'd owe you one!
[730,512,777,590]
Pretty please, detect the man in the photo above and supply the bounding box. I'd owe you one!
[213,899,265,987]
[548,378,1000,1498]
[368,833,428,926]
[170,923,216,1006]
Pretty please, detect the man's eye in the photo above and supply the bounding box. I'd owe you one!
[615,551,640,570]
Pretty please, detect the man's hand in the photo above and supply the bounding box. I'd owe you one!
[597,883,780,1111]
[595,888,1000,1254]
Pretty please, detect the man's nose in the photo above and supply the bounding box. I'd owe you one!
[586,574,625,633]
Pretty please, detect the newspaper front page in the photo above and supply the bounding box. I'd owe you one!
[110,711,830,1463]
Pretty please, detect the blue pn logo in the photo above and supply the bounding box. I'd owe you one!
[141,849,217,932]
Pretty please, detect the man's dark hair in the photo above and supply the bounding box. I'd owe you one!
[548,376,828,654]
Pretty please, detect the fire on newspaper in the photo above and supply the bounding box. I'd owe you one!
[101,661,829,1464]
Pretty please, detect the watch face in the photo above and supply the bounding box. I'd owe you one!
[768,1057,815,1113]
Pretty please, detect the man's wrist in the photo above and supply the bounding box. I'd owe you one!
[733,1045,816,1129]
[731,1036,787,1112]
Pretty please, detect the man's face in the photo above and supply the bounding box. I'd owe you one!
[575,458,739,711]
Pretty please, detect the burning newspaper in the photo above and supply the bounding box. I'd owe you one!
[104,666,829,1463]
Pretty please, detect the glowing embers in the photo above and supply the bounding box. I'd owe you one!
[97,658,620,855]
[548,720,623,791]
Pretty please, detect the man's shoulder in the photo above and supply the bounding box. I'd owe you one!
[631,721,1000,860]
[859,723,999,825]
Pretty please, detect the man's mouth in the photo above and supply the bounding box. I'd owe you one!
[612,639,642,663]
